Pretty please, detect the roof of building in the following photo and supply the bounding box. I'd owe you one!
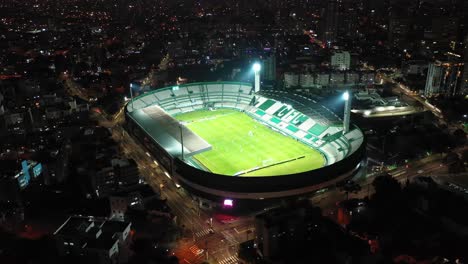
[54,216,131,253]
[85,236,118,251]
[101,220,131,235]
[54,216,95,237]
[128,105,212,157]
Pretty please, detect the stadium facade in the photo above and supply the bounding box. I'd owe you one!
[125,82,365,208]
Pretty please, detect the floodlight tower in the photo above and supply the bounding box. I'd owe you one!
[179,123,185,161]
[253,63,261,92]
[129,83,134,110]
[343,91,352,134]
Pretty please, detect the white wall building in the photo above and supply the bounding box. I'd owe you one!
[330,72,345,85]
[316,73,330,86]
[424,63,443,96]
[299,74,315,88]
[331,51,351,70]
[284,72,300,88]
[346,72,360,84]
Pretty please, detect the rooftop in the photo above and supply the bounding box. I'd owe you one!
[128,105,212,158]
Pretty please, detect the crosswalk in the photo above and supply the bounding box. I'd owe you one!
[195,228,214,238]
[218,255,239,264]
[221,230,238,245]
[189,245,204,256]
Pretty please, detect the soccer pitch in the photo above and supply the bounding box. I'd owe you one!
[175,109,326,177]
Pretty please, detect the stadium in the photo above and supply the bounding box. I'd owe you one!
[125,81,365,208]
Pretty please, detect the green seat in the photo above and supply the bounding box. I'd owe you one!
[270,117,281,124]
[258,99,276,111]
[287,125,299,133]
[255,109,266,116]
[308,124,328,136]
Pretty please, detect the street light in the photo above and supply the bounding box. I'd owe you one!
[253,63,261,92]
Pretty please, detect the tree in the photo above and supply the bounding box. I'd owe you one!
[461,149,468,164]
[158,53,171,71]
[339,180,362,200]
[372,174,402,207]
[453,129,466,144]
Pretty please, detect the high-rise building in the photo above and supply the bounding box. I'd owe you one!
[425,61,463,97]
[262,54,276,82]
[461,34,468,96]
[321,0,339,44]
[424,63,444,96]
[338,0,360,39]
[388,16,412,50]
[331,51,351,70]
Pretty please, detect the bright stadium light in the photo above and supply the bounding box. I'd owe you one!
[343,90,352,134]
[343,91,350,101]
[253,62,261,73]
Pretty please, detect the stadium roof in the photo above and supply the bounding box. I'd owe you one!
[128,105,212,157]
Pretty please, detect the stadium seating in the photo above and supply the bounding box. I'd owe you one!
[132,82,253,113]
[245,92,365,165]
[127,83,364,166]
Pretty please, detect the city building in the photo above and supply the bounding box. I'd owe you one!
[461,34,468,96]
[321,0,339,44]
[254,202,368,263]
[109,184,159,220]
[351,91,418,118]
[90,158,140,198]
[284,71,375,90]
[284,72,300,88]
[337,0,360,40]
[0,160,43,203]
[54,216,132,264]
[262,54,276,82]
[424,61,463,97]
[424,63,444,96]
[330,72,346,86]
[299,74,316,88]
[388,17,412,50]
[402,60,429,76]
[0,200,24,232]
[74,127,141,199]
[331,51,351,71]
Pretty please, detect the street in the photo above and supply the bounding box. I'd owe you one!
[70,76,464,264]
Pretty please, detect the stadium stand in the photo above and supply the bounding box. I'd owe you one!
[126,83,364,167]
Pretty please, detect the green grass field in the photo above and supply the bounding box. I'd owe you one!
[174,109,325,176]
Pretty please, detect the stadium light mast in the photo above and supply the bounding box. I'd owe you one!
[343,91,352,134]
[130,83,134,111]
[253,62,261,92]
[179,123,185,161]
